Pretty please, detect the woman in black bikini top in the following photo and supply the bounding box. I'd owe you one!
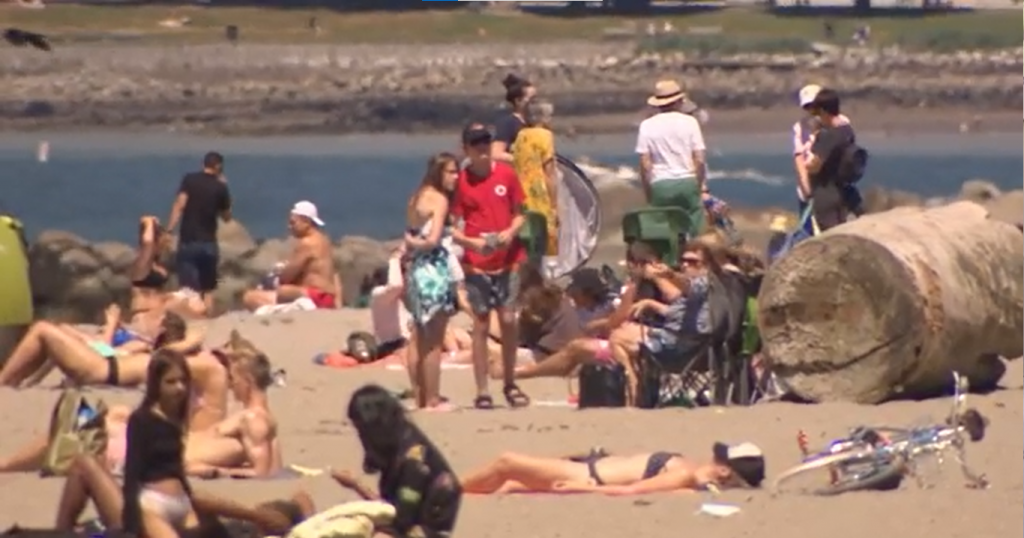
[461,442,765,496]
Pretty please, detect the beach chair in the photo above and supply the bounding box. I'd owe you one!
[621,207,688,267]
[517,210,548,268]
[635,274,732,409]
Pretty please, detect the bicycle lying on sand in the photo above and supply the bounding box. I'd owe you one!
[772,372,989,496]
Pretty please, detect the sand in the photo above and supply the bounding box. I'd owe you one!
[1,309,1021,538]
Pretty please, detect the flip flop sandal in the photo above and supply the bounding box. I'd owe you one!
[473,394,495,410]
[503,383,531,408]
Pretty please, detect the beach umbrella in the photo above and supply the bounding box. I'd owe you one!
[548,154,602,279]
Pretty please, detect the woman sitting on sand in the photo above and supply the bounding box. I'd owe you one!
[119,349,200,536]
[132,215,207,321]
[329,385,462,538]
[53,453,313,536]
[461,442,766,495]
[0,311,201,388]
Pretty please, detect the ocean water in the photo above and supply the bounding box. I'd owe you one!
[0,131,1018,243]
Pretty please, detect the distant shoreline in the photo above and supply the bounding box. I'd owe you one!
[0,106,1016,138]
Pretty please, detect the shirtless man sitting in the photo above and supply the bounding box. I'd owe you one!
[243,200,339,311]
[186,333,283,478]
[461,441,766,495]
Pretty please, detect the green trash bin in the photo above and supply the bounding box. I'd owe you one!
[517,210,548,267]
[621,207,687,267]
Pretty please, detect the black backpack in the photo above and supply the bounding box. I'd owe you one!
[834,140,869,185]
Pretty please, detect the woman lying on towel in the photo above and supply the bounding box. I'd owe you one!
[328,384,461,538]
[0,311,203,388]
[461,442,766,495]
[51,453,313,537]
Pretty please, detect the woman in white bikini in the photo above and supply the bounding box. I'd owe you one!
[121,349,199,537]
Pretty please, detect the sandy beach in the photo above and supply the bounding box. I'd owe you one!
[0,309,1021,538]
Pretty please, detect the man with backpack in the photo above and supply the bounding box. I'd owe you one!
[804,88,868,232]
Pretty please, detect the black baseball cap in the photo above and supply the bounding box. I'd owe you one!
[566,267,607,298]
[462,123,493,146]
[712,442,766,488]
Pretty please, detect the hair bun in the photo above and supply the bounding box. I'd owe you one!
[502,73,524,89]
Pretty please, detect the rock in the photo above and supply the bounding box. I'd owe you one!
[862,185,923,214]
[332,236,394,306]
[759,201,1023,404]
[959,179,1002,203]
[982,189,1024,228]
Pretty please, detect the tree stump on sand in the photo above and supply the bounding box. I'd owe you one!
[758,201,1023,403]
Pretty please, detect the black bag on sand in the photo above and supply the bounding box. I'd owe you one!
[577,363,626,409]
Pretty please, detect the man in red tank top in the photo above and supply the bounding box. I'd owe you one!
[450,123,530,409]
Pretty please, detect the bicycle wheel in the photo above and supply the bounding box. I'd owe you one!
[773,451,905,496]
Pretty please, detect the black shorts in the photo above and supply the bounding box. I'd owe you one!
[464,271,519,317]
[175,241,219,292]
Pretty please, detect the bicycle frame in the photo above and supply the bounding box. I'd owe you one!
[807,371,988,490]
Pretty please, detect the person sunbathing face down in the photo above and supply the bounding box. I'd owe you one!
[0,311,193,388]
[242,201,340,312]
[331,384,462,538]
[460,442,766,496]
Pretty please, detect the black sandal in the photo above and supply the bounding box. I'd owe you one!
[473,394,495,410]
[503,383,531,408]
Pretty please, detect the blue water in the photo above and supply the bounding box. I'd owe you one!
[0,131,1018,243]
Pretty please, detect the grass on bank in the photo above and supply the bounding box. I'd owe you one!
[0,4,1019,51]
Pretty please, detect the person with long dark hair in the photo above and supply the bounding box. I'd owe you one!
[122,349,198,537]
[492,74,536,163]
[331,384,461,538]
[403,153,460,410]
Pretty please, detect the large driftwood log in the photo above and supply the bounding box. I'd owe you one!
[758,201,1023,404]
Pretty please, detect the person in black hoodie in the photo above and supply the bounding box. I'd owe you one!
[121,350,197,538]
[330,385,461,538]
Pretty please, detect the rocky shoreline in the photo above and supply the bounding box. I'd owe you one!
[1,42,1020,135]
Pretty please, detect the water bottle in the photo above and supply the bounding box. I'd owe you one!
[261,262,285,290]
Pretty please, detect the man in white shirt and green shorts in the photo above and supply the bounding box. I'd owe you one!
[635,79,709,240]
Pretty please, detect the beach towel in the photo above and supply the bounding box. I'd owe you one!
[254,297,317,316]
[282,501,395,538]
[403,246,455,327]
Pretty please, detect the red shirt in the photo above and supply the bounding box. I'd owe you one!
[451,162,526,272]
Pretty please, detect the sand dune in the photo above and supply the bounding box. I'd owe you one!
[0,309,1020,538]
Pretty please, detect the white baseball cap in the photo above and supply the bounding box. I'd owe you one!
[291,200,324,227]
[798,84,822,108]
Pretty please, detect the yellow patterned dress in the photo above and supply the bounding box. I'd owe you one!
[513,126,558,255]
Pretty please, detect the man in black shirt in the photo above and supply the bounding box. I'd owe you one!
[167,152,232,314]
[804,89,859,232]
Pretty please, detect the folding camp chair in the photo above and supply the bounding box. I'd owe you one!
[635,274,732,409]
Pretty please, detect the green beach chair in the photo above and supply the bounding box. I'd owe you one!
[621,207,687,267]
